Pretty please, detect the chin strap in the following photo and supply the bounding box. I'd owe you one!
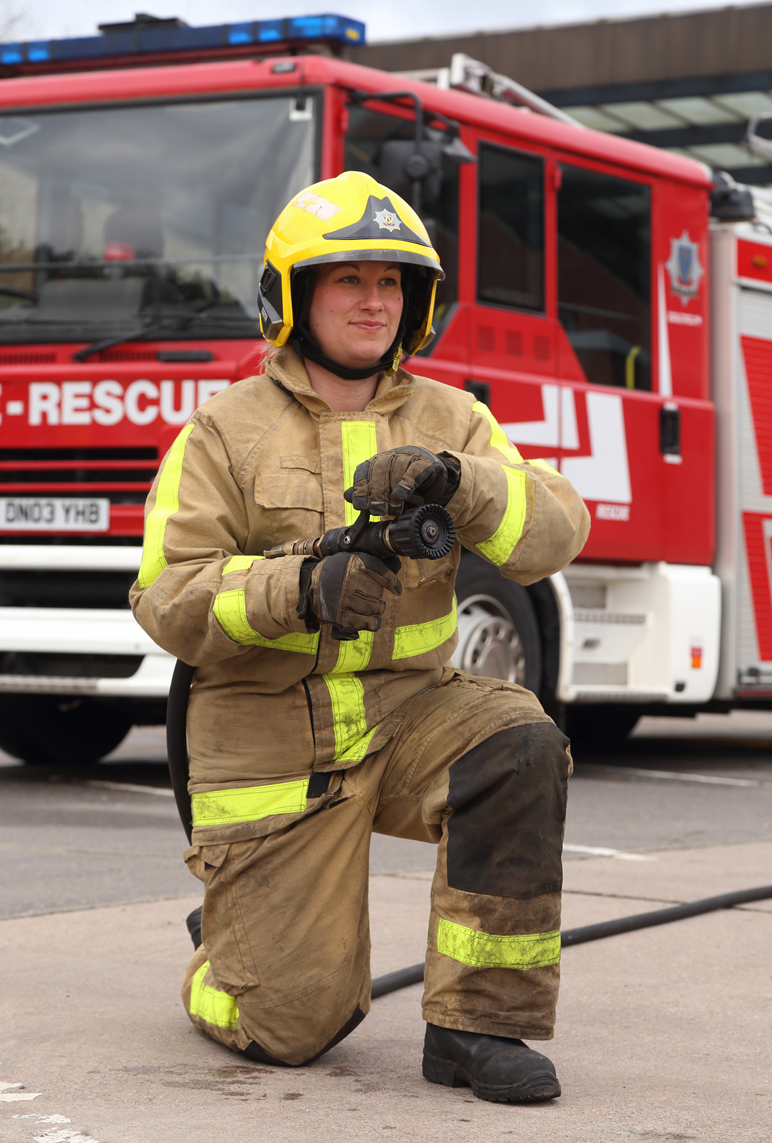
[290,332,401,381]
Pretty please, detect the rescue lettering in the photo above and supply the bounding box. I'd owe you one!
[27,379,229,426]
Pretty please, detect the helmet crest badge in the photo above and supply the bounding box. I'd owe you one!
[374,208,401,232]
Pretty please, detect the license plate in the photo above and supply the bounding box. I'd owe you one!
[0,497,110,532]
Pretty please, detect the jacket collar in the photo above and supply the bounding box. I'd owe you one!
[264,346,416,417]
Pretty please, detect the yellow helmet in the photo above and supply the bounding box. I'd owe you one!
[258,171,445,377]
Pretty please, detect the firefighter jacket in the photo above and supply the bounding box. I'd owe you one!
[130,347,590,794]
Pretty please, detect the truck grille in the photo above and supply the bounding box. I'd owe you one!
[0,352,57,365]
[0,447,158,502]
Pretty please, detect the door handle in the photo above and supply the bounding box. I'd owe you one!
[660,403,680,455]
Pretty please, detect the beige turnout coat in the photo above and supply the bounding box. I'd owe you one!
[130,348,590,795]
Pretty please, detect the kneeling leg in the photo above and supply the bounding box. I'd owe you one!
[181,790,373,1066]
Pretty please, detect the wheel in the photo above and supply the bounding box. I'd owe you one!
[0,694,132,766]
[452,554,542,695]
[565,705,641,754]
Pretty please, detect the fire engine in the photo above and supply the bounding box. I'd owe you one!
[0,12,769,765]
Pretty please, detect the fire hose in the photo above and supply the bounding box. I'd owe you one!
[165,504,772,998]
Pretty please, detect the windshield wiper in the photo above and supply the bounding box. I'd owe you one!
[71,302,218,362]
[0,285,37,303]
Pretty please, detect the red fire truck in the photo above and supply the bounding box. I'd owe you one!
[0,13,768,765]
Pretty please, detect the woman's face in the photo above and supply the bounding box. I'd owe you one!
[307,260,403,369]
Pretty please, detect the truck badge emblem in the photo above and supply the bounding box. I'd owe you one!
[374,209,401,232]
[666,231,704,305]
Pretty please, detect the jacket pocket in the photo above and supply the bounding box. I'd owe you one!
[252,470,324,549]
[254,471,323,512]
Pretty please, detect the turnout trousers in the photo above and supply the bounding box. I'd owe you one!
[181,671,572,1066]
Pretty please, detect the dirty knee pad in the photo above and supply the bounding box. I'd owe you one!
[446,722,570,899]
[241,1005,366,1067]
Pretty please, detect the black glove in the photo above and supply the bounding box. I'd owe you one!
[344,446,461,517]
[304,551,402,637]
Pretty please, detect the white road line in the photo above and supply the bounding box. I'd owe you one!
[12,1116,71,1124]
[85,780,175,797]
[588,765,760,788]
[34,1129,98,1143]
[3,1087,99,1142]
[0,1093,41,1101]
[563,843,656,861]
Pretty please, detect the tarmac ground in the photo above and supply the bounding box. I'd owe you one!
[2,711,771,1142]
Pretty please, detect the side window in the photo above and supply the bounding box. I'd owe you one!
[558,165,651,390]
[477,143,544,313]
[344,106,459,348]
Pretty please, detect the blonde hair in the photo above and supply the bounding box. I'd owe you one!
[255,342,279,374]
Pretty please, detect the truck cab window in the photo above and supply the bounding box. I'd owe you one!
[558,164,651,390]
[477,143,544,313]
[344,106,459,348]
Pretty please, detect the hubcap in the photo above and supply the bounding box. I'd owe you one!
[452,594,526,685]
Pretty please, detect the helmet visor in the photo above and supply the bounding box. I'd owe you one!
[293,247,444,280]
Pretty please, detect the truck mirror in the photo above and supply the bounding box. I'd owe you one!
[710,171,755,222]
[378,139,444,207]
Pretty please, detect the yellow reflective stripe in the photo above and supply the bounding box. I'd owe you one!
[213,588,319,653]
[472,400,523,464]
[392,599,457,660]
[320,422,381,761]
[476,467,528,568]
[341,420,378,526]
[529,458,560,477]
[324,628,375,760]
[138,422,195,588]
[189,961,239,1029]
[337,722,377,764]
[323,672,377,762]
[192,779,309,827]
[223,554,264,574]
[329,630,375,675]
[437,919,561,970]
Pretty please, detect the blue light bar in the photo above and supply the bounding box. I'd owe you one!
[0,12,365,67]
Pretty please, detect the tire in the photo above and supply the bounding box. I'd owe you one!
[565,705,641,754]
[453,554,542,695]
[0,694,132,766]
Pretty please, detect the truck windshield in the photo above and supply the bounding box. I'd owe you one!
[0,94,316,345]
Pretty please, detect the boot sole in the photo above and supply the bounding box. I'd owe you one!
[422,1052,561,1103]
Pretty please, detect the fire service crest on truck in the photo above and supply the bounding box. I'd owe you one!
[666,231,704,305]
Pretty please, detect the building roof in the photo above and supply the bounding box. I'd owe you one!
[353,3,772,184]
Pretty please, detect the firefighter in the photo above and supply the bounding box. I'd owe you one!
[130,171,590,1103]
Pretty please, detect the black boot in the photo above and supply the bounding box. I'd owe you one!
[422,1023,561,1103]
[186,905,203,950]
